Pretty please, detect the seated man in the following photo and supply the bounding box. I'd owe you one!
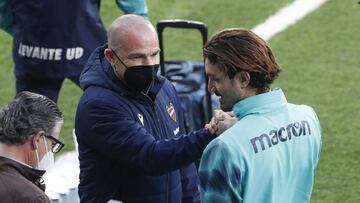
[0,91,64,202]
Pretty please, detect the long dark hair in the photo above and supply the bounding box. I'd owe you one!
[204,28,282,93]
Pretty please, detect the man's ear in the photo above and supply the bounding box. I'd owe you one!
[31,131,45,150]
[104,48,115,66]
[235,71,251,88]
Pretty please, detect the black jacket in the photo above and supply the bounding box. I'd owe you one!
[75,44,215,203]
[10,0,107,78]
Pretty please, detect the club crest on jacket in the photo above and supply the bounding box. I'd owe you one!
[166,103,177,122]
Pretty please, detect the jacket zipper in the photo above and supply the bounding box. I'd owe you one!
[153,103,169,203]
[142,93,169,202]
[141,93,165,139]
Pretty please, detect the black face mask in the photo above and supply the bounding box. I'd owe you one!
[111,49,159,93]
[123,64,159,93]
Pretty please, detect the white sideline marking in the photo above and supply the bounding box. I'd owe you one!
[252,0,328,40]
[45,0,328,201]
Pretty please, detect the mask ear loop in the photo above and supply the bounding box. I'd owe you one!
[111,48,128,69]
[110,48,129,81]
[34,136,50,169]
[34,140,40,168]
[43,136,49,153]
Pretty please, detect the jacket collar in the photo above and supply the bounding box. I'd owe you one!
[0,156,46,191]
[232,88,287,120]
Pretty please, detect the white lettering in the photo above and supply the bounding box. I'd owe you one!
[25,45,33,57]
[47,49,55,60]
[40,47,48,60]
[75,47,83,59]
[18,43,24,56]
[16,42,85,61]
[54,49,62,61]
[32,47,40,58]
[66,48,75,60]
[66,47,84,60]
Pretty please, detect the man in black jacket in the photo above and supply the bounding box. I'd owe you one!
[75,14,236,203]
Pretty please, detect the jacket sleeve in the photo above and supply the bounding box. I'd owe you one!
[115,0,148,17]
[199,139,243,203]
[75,98,214,176]
[0,0,13,35]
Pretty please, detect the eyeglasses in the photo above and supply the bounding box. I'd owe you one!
[45,135,64,153]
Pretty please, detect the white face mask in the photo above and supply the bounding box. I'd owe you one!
[35,136,54,170]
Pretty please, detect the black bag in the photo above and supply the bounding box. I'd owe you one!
[157,20,219,132]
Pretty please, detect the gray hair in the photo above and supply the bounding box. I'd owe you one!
[0,91,63,145]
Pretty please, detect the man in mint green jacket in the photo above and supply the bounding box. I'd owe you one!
[199,28,322,203]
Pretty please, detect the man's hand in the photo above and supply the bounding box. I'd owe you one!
[205,116,218,134]
[205,110,237,136]
[212,110,237,136]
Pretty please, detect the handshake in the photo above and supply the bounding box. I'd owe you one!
[205,110,238,136]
